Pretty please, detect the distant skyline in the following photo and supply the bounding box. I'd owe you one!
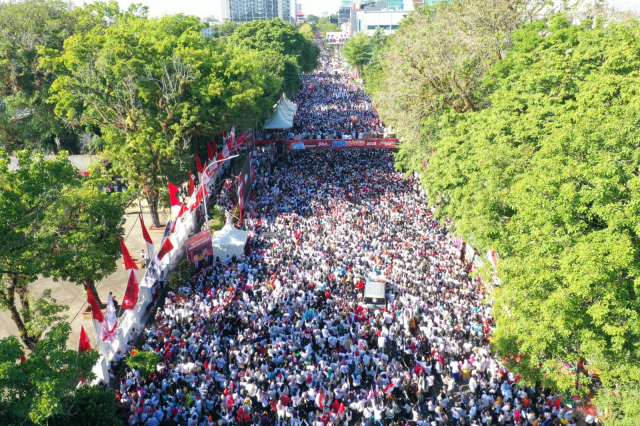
[71,0,638,20]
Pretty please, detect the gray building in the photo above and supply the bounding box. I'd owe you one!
[219,0,291,23]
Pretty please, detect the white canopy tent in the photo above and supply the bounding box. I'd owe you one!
[211,223,249,260]
[264,94,298,129]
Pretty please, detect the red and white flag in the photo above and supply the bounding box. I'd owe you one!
[189,172,195,198]
[189,184,208,211]
[157,237,174,261]
[120,238,139,310]
[221,140,230,159]
[168,182,182,220]
[382,383,395,394]
[207,141,217,162]
[86,284,104,323]
[78,325,91,355]
[234,132,246,150]
[139,214,154,258]
[195,153,204,181]
[171,203,188,232]
[101,293,118,343]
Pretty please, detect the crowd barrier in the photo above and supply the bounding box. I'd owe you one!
[286,139,399,149]
[90,159,232,385]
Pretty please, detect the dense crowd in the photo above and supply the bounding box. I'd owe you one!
[118,149,583,426]
[290,46,384,140]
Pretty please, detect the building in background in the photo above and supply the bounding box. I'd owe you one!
[217,0,292,23]
[341,1,409,35]
[296,3,305,22]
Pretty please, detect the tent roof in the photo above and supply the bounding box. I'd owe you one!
[264,94,298,129]
[211,223,249,247]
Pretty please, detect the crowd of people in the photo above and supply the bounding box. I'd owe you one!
[290,45,384,140]
[116,147,583,426]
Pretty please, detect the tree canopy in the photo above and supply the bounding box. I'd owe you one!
[0,323,98,425]
[0,150,128,349]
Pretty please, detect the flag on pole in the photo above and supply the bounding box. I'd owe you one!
[157,238,174,261]
[101,294,118,343]
[170,203,188,232]
[234,132,246,150]
[189,184,208,211]
[120,238,138,271]
[120,238,139,310]
[189,173,195,198]
[207,141,216,162]
[139,214,155,258]
[78,325,91,355]
[195,154,204,177]
[221,140,230,159]
[382,383,395,394]
[86,284,104,323]
[168,182,181,220]
[122,268,140,310]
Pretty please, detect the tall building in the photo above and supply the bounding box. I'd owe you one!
[219,0,291,23]
[341,0,403,10]
[296,3,305,23]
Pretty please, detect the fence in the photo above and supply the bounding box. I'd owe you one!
[89,159,232,385]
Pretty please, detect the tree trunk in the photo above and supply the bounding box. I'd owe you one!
[85,278,103,307]
[2,279,38,352]
[144,184,161,228]
[148,196,161,228]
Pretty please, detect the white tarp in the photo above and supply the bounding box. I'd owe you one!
[364,281,386,300]
[264,94,298,129]
[211,223,249,261]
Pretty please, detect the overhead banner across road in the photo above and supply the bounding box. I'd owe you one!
[286,139,399,150]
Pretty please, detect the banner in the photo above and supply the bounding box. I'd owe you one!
[185,229,213,272]
[285,139,399,150]
[142,255,162,288]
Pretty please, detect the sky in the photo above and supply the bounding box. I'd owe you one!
[71,0,344,19]
[71,0,638,20]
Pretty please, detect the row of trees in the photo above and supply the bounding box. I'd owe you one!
[365,0,640,422]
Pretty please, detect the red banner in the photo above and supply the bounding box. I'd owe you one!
[285,139,399,150]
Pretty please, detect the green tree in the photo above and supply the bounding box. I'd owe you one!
[306,14,320,25]
[45,166,131,306]
[0,0,80,153]
[403,14,640,409]
[0,150,78,350]
[316,17,340,34]
[0,323,98,425]
[43,13,280,227]
[341,32,373,74]
[299,23,315,42]
[0,150,127,348]
[228,18,320,74]
[215,18,238,37]
[50,385,118,426]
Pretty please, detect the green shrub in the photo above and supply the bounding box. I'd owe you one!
[125,351,162,377]
[167,259,196,291]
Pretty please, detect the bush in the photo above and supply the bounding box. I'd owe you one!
[167,259,196,291]
[125,351,162,377]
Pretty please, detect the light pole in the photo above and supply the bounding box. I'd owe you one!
[200,154,239,227]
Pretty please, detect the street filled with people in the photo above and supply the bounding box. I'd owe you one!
[290,46,384,140]
[118,148,579,426]
[115,45,582,426]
